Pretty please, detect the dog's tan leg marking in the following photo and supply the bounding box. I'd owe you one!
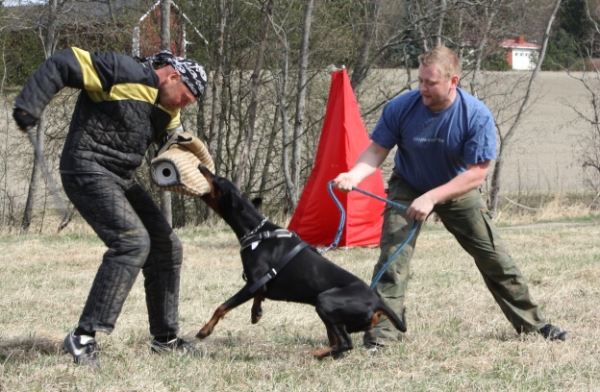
[251,295,264,324]
[196,305,230,339]
[375,309,407,332]
[309,332,339,359]
[369,310,386,329]
[310,347,334,359]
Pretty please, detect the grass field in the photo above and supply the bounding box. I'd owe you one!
[1,210,599,391]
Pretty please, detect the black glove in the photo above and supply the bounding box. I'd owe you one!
[13,108,38,130]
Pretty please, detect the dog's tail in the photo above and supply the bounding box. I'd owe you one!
[374,300,407,333]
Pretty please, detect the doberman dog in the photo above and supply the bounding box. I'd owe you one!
[196,165,406,359]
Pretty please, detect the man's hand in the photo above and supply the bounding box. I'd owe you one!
[406,161,490,221]
[406,193,435,221]
[332,172,356,193]
[13,108,38,133]
[332,142,391,193]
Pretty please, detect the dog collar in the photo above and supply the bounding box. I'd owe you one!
[240,217,269,244]
[240,229,296,251]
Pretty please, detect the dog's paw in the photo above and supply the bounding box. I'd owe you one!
[195,327,213,339]
[251,306,263,324]
[251,314,262,324]
[310,347,334,360]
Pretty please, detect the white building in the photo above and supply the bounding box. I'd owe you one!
[502,36,541,70]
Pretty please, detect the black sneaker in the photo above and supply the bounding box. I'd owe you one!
[150,337,202,356]
[538,324,568,341]
[62,330,100,367]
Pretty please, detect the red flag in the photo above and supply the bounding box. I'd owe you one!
[288,68,385,246]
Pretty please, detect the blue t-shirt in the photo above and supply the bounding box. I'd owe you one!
[371,88,496,192]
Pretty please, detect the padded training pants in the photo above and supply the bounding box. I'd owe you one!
[62,173,183,338]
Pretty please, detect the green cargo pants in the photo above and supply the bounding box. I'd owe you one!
[364,171,547,344]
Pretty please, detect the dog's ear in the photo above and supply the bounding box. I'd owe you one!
[251,197,262,209]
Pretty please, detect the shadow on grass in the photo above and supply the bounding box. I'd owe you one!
[0,335,60,363]
[197,333,332,362]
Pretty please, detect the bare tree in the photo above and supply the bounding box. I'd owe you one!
[289,0,314,206]
[158,0,173,225]
[21,0,69,234]
[565,0,600,192]
[350,0,382,90]
[206,0,227,173]
[233,0,273,188]
[276,17,295,211]
[435,0,446,47]
[1,44,9,232]
[467,1,503,98]
[2,0,580,225]
[568,68,600,189]
[348,1,454,92]
[487,0,562,215]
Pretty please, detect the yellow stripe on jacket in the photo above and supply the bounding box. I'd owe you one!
[71,47,180,129]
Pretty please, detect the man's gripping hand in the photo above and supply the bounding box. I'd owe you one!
[13,108,38,132]
[332,172,356,193]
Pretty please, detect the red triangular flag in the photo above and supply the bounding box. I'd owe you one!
[288,68,385,246]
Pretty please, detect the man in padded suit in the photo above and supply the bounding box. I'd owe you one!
[13,47,208,367]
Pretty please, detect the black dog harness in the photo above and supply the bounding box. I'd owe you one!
[240,229,295,251]
[240,227,309,294]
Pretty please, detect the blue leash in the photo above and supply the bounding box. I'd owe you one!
[326,181,419,290]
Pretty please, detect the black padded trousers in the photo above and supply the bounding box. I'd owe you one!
[62,173,183,337]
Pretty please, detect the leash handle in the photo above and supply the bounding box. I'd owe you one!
[322,181,346,253]
[326,180,420,290]
[326,181,408,252]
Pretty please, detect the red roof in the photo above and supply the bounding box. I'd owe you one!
[502,36,540,49]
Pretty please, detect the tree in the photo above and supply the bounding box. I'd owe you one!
[232,0,273,188]
[543,0,597,69]
[487,0,563,215]
[20,0,68,234]
[1,0,584,230]
[205,0,226,170]
[349,0,382,90]
[543,28,581,70]
[566,0,600,191]
[559,0,594,50]
[159,0,173,226]
[289,0,314,208]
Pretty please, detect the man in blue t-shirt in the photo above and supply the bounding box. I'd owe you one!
[333,46,567,349]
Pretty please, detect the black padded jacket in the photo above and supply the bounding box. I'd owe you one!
[15,47,180,179]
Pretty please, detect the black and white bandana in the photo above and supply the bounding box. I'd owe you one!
[140,50,207,98]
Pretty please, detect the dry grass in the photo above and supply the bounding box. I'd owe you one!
[1,209,600,392]
[493,191,600,226]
